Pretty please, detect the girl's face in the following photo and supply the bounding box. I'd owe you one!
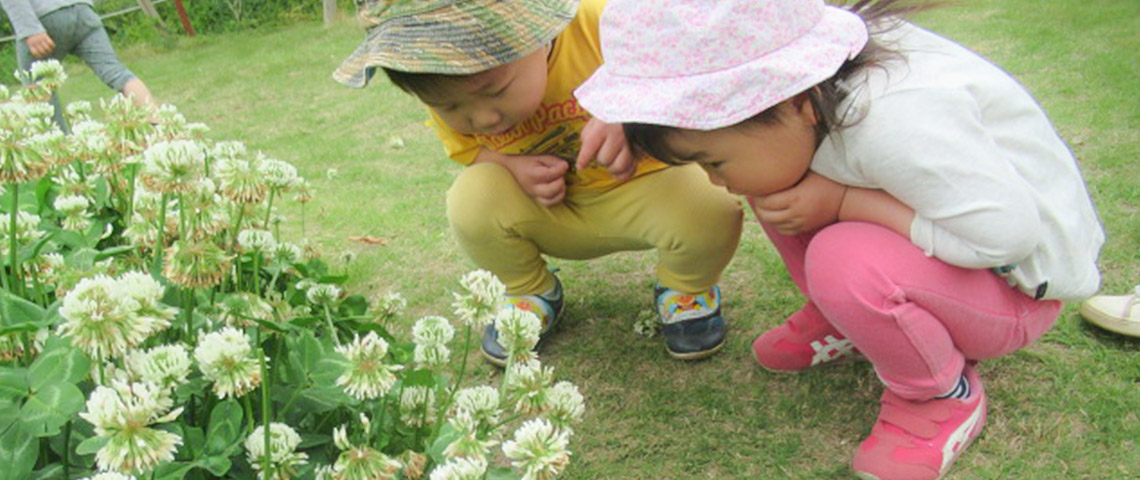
[416,47,549,136]
[663,96,818,197]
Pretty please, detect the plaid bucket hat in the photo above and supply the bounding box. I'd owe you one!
[334,0,580,88]
[575,0,868,130]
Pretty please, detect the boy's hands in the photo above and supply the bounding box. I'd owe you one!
[25,33,56,58]
[576,118,636,181]
[500,154,571,207]
[753,172,847,235]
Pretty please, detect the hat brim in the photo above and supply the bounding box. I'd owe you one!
[576,6,868,130]
[334,0,579,88]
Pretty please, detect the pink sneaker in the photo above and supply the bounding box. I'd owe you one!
[752,307,859,371]
[852,366,987,480]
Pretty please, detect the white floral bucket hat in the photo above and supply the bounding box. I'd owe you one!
[575,0,868,130]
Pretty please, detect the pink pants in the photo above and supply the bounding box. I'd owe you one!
[762,220,1061,400]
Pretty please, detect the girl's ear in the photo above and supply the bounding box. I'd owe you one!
[789,91,819,127]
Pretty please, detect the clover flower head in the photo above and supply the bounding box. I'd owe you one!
[84,473,136,480]
[494,307,541,361]
[292,180,313,203]
[543,381,585,428]
[163,239,231,288]
[453,385,502,427]
[57,274,154,360]
[238,228,277,255]
[79,380,183,475]
[399,386,437,427]
[0,132,52,183]
[451,270,505,328]
[26,128,68,165]
[429,455,488,480]
[0,210,45,256]
[259,157,302,191]
[211,140,247,159]
[413,316,455,346]
[29,59,67,90]
[370,291,406,321]
[220,292,276,328]
[443,411,498,461]
[399,451,428,480]
[272,242,303,265]
[245,422,309,480]
[139,140,206,194]
[216,156,268,203]
[66,100,93,122]
[306,283,342,306]
[117,270,176,325]
[331,445,403,480]
[334,332,402,400]
[193,327,262,399]
[125,344,191,391]
[413,343,450,369]
[54,194,89,215]
[504,359,555,415]
[502,418,571,480]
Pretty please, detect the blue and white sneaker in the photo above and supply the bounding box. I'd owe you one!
[481,276,564,367]
[655,285,727,359]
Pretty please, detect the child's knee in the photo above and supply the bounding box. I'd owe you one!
[446,163,518,236]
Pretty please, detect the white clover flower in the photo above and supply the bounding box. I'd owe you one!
[29,59,67,90]
[125,344,191,391]
[0,211,44,256]
[494,308,541,361]
[543,381,585,429]
[273,242,303,264]
[260,157,301,191]
[211,140,247,159]
[71,120,111,163]
[332,446,402,480]
[79,380,183,475]
[429,456,487,480]
[399,450,428,480]
[139,140,206,194]
[453,386,502,428]
[117,270,176,332]
[84,473,136,480]
[334,332,402,401]
[220,292,276,328]
[66,100,93,122]
[194,327,262,399]
[413,343,450,369]
[57,274,149,360]
[502,418,571,480]
[451,270,505,328]
[325,168,338,180]
[245,422,309,480]
[371,291,406,321]
[399,386,437,427]
[306,283,342,306]
[504,359,554,416]
[413,316,455,346]
[442,410,497,460]
[238,228,277,255]
[216,157,268,203]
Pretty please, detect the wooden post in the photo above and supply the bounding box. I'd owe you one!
[323,0,338,26]
[172,0,196,36]
[135,0,166,27]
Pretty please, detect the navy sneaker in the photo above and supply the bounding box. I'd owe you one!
[655,285,726,359]
[481,276,564,367]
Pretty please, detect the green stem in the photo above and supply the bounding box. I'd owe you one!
[7,182,19,292]
[153,193,168,273]
[243,394,256,435]
[323,304,341,346]
[434,325,472,437]
[263,190,275,228]
[230,203,246,251]
[125,164,137,226]
[62,421,71,479]
[258,330,273,480]
[253,255,261,295]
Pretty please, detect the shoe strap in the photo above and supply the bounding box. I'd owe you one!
[657,286,720,324]
[879,394,952,439]
[504,295,556,332]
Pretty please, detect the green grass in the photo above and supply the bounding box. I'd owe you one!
[52,1,1139,478]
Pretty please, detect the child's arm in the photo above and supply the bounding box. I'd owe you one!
[575,118,637,181]
[473,148,571,207]
[1,0,53,57]
[754,172,914,237]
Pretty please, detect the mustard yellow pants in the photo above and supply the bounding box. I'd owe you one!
[446,163,743,295]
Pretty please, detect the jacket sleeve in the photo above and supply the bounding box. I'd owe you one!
[855,86,1042,269]
[1,0,46,40]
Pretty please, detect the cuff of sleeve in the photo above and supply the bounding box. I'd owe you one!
[909,214,936,257]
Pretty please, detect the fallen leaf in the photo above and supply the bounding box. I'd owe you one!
[348,235,389,245]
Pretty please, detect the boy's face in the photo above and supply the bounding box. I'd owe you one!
[417,47,550,136]
[663,98,818,197]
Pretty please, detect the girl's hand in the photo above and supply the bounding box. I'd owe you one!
[504,154,570,207]
[754,172,847,235]
[576,118,636,181]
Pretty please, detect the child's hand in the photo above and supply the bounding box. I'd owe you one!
[576,118,636,181]
[506,154,571,206]
[25,33,56,58]
[754,172,847,235]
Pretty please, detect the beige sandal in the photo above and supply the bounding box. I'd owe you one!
[1080,286,1140,338]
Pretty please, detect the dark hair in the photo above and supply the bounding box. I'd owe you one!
[382,68,467,99]
[624,0,936,165]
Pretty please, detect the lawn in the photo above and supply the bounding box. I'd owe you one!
[49,0,1140,478]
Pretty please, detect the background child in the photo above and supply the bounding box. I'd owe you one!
[1,0,157,129]
[333,0,743,366]
[576,0,1104,478]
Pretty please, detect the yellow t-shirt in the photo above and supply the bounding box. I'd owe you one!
[426,0,668,193]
